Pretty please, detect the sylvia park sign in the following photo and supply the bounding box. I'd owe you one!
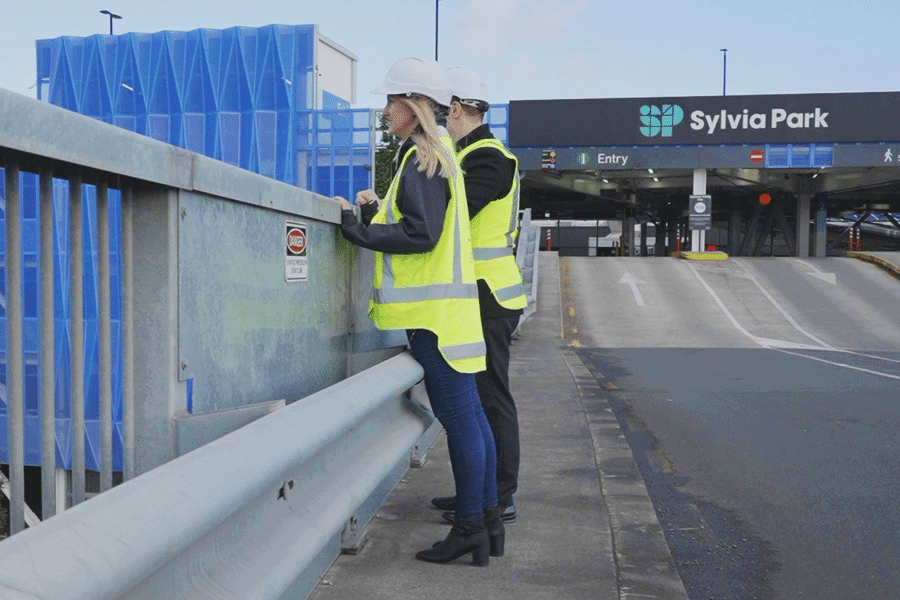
[508,91,900,148]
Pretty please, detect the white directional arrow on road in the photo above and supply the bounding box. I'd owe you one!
[794,259,837,285]
[619,272,646,307]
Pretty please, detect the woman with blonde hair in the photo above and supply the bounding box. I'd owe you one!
[336,56,503,566]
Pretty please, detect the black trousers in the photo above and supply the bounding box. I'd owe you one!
[476,314,521,508]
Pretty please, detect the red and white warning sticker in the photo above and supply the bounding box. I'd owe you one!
[285,220,308,282]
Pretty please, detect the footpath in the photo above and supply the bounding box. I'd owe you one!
[309,252,688,600]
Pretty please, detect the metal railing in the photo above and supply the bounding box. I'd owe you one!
[0,353,432,600]
[2,153,129,530]
[0,85,431,597]
[516,208,541,322]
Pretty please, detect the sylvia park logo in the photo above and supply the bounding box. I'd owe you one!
[639,104,830,137]
[640,105,684,137]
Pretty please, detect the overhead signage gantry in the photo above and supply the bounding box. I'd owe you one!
[507,91,900,256]
[509,91,900,171]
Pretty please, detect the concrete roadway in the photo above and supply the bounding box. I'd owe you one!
[562,254,900,599]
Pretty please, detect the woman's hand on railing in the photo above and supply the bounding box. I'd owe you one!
[335,196,353,211]
[355,189,382,208]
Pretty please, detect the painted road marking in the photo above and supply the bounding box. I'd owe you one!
[687,263,824,350]
[734,260,834,350]
[619,272,646,307]
[690,262,900,380]
[773,348,900,381]
[792,258,837,285]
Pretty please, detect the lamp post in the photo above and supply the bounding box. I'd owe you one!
[435,0,441,60]
[720,48,727,96]
[100,10,122,35]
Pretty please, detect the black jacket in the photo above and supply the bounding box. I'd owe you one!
[340,141,450,254]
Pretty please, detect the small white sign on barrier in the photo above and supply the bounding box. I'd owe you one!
[285,220,308,282]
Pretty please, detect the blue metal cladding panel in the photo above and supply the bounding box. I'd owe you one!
[36,25,318,186]
[24,24,362,473]
[764,143,833,168]
[766,144,790,168]
[790,145,812,167]
[0,170,124,471]
[813,145,834,167]
[488,104,509,145]
[299,108,373,200]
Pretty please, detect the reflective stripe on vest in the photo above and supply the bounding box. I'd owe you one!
[493,281,527,303]
[443,340,487,361]
[472,247,514,261]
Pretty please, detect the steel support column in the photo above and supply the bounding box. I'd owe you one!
[97,181,113,493]
[131,187,183,475]
[625,194,636,256]
[796,193,811,258]
[39,168,57,518]
[4,161,25,534]
[729,208,742,256]
[122,186,135,481]
[69,173,86,506]
[812,194,827,257]
[639,221,648,256]
[691,169,707,252]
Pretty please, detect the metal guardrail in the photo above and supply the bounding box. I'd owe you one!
[0,352,432,600]
[516,208,541,322]
[1,82,418,596]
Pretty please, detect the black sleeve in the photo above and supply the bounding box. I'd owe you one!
[462,147,516,218]
[360,201,379,225]
[340,159,449,254]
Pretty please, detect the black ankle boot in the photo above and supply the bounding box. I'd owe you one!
[484,506,505,557]
[416,517,489,566]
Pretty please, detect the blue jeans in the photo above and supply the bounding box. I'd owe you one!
[408,329,498,520]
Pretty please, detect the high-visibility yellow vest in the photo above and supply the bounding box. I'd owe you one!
[369,136,486,373]
[457,138,528,310]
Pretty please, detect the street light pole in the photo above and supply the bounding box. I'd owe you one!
[435,0,440,61]
[720,48,727,96]
[100,10,122,35]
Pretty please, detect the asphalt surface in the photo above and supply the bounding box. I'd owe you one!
[562,253,900,600]
[308,251,687,600]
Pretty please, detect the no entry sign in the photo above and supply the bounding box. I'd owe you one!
[750,149,764,164]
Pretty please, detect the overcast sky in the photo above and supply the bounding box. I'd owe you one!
[0,0,897,106]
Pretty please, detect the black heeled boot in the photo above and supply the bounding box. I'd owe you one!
[484,505,506,557]
[416,517,490,566]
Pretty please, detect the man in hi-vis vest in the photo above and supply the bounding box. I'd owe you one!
[431,66,527,525]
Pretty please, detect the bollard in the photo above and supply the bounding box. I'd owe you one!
[850,226,861,252]
[545,229,551,251]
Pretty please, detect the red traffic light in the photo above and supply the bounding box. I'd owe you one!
[759,193,772,206]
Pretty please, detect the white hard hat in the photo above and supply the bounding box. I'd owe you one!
[447,66,489,111]
[372,56,453,107]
